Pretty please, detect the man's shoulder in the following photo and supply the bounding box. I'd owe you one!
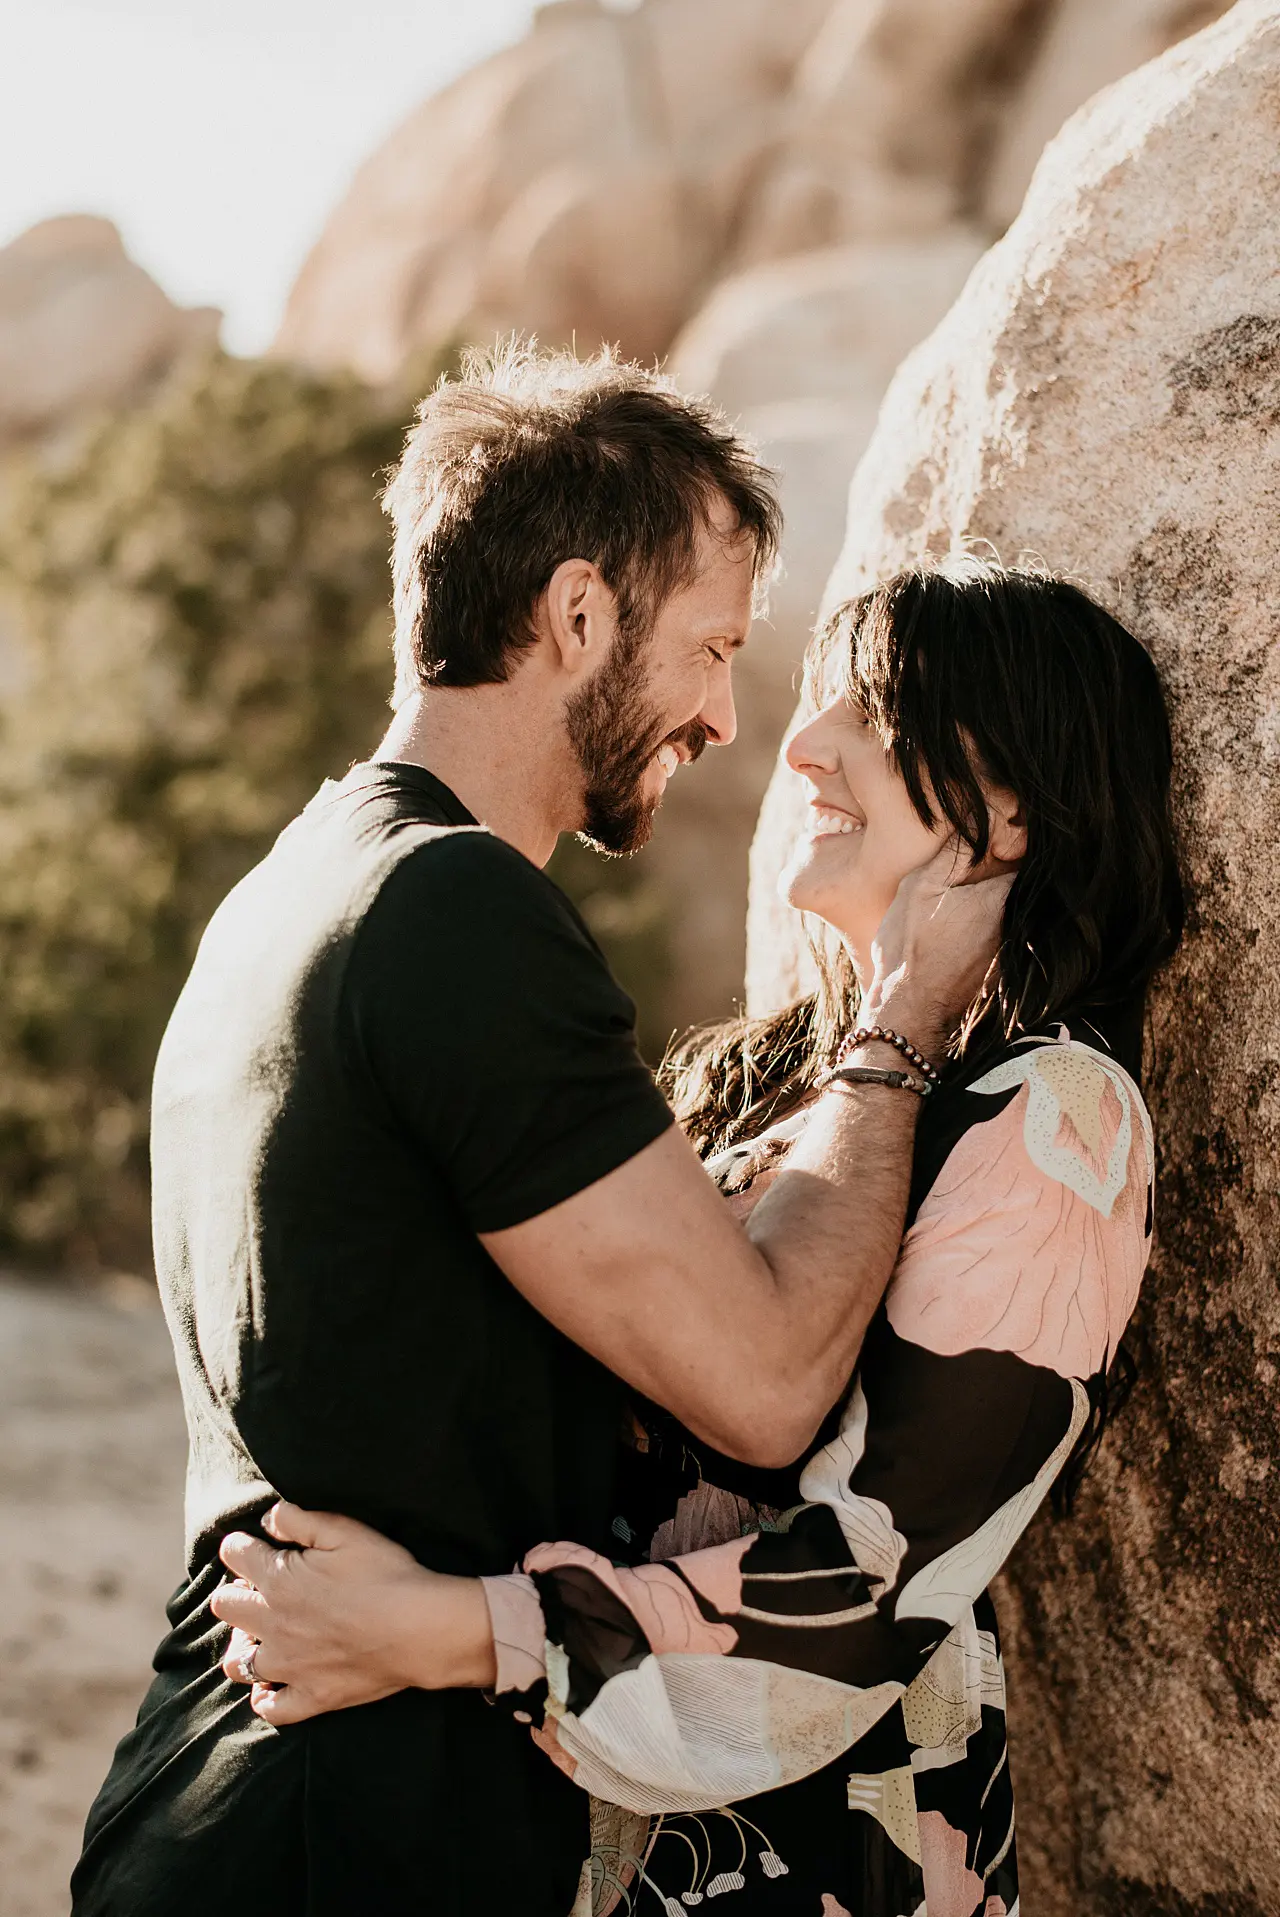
[353,828,607,998]
[373,825,578,927]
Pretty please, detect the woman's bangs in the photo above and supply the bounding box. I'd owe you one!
[803,597,904,754]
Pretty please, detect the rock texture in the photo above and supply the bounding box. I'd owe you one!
[746,4,1280,1908]
[0,218,220,450]
[274,0,831,381]
[981,0,1232,228]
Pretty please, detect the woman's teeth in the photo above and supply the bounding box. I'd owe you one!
[811,806,861,837]
[655,744,680,778]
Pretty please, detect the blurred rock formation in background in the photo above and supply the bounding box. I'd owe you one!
[0,217,220,455]
[749,5,1280,1908]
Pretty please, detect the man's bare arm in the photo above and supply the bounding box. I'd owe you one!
[482,854,1010,1468]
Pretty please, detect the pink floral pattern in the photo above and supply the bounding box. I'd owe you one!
[886,1039,1151,1378]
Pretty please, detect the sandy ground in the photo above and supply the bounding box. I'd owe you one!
[0,1273,186,1917]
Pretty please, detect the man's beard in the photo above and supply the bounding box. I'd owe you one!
[565,624,708,855]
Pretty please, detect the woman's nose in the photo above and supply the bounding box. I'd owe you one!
[785,711,838,776]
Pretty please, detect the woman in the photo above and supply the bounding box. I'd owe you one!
[214,559,1183,1917]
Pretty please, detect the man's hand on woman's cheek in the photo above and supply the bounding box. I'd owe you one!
[210,1501,498,1726]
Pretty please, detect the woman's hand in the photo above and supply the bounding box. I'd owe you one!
[211,1501,497,1726]
[865,840,1013,1054]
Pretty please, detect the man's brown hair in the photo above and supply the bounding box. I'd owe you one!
[383,341,782,700]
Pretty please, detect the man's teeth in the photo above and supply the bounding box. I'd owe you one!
[812,807,861,837]
[655,744,680,777]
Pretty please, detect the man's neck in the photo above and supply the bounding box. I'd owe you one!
[374,686,573,868]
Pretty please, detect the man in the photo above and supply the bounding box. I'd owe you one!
[73,344,1001,1917]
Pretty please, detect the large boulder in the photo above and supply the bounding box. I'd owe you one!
[0,218,219,449]
[273,0,830,379]
[746,3,1280,1907]
[981,0,1232,227]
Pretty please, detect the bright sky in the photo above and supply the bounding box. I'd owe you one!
[0,0,542,354]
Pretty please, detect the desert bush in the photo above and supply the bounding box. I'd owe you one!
[0,352,407,1266]
[0,349,670,1268]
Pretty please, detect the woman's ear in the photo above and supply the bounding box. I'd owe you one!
[986,785,1028,867]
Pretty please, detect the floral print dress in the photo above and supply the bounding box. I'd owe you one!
[481,1023,1155,1917]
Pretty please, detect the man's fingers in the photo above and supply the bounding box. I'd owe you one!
[211,1578,270,1635]
[219,1531,284,1587]
[251,1681,318,1727]
[264,1500,359,1551]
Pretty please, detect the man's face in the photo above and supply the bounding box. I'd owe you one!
[566,502,756,854]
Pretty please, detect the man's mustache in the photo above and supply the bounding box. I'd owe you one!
[661,719,709,765]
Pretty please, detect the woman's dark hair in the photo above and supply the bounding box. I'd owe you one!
[660,557,1185,1506]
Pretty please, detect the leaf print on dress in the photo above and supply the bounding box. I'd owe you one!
[846,1764,922,1863]
[894,1379,1088,1626]
[797,1381,909,1599]
[902,1612,1004,1771]
[886,1039,1153,1379]
[556,1649,905,1814]
[917,1810,987,1917]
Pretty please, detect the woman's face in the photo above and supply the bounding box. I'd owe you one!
[780,696,946,973]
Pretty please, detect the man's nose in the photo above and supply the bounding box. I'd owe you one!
[699,667,738,748]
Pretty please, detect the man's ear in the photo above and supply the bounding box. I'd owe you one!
[986,785,1028,867]
[539,557,618,677]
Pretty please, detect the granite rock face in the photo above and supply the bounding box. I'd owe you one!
[0,217,219,449]
[746,5,1280,1907]
[981,0,1232,228]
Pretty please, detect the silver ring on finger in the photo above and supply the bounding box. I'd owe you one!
[238,1640,261,1685]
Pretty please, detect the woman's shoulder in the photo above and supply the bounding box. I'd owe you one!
[888,1020,1155,1381]
[961,1024,1153,1214]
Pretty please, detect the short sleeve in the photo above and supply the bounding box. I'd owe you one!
[343,829,672,1231]
[885,1036,1154,1378]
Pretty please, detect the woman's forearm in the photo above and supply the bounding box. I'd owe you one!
[394,1570,498,1691]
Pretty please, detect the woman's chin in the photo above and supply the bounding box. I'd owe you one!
[780,845,847,922]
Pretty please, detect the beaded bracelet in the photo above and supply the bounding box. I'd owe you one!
[835,1024,941,1089]
[823,1064,931,1099]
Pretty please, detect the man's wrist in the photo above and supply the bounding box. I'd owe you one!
[858,990,947,1065]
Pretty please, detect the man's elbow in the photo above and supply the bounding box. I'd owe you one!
[710,1385,828,1472]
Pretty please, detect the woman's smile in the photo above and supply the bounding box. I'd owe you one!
[807,799,865,838]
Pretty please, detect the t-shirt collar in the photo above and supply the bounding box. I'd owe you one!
[325,759,479,827]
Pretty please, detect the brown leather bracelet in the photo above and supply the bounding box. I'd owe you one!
[835,1025,941,1088]
[819,1064,932,1098]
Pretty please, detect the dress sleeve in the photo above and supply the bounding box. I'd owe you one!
[482,1039,1154,1815]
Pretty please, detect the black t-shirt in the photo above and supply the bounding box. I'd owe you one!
[73,763,673,1917]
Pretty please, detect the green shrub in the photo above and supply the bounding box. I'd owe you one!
[0,349,668,1269]
[0,352,408,1266]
